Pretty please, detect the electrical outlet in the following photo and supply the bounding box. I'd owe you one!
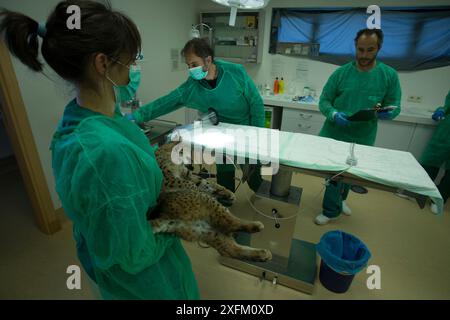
[407,95,423,103]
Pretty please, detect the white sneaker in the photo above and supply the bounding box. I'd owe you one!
[342,201,352,216]
[430,202,439,215]
[314,214,337,225]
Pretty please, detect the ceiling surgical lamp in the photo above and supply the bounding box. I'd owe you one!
[211,0,270,26]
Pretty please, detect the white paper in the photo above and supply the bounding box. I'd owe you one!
[271,58,284,78]
[295,61,309,82]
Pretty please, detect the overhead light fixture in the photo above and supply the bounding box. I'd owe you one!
[211,0,270,26]
[190,23,214,45]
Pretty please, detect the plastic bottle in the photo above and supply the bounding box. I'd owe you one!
[303,86,310,97]
[265,84,271,96]
[274,77,279,95]
[278,77,285,94]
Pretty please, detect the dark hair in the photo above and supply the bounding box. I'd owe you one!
[0,0,141,84]
[181,38,214,61]
[354,28,384,49]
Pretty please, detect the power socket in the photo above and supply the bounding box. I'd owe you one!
[407,95,423,103]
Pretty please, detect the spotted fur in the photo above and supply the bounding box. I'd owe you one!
[149,141,272,262]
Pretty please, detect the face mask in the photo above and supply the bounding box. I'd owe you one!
[106,64,141,109]
[119,65,141,102]
[189,65,208,81]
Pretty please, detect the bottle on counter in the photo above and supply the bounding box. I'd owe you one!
[273,77,279,95]
[278,77,285,94]
[303,86,310,97]
[265,84,271,96]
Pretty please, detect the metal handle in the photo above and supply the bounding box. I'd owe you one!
[260,271,266,282]
[298,124,312,130]
[150,119,179,126]
[272,209,281,229]
[299,113,313,120]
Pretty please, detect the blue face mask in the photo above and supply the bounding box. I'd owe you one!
[189,65,208,81]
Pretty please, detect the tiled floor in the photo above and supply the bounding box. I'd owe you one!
[1,166,449,300]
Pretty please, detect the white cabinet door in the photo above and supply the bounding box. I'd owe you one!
[375,121,416,151]
[281,108,325,135]
[408,124,436,160]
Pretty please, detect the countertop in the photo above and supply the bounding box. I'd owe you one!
[263,95,437,126]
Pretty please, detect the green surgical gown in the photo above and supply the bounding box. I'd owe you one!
[132,59,265,127]
[50,99,199,300]
[319,61,402,146]
[421,90,450,168]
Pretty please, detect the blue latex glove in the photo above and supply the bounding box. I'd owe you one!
[125,113,136,122]
[334,112,350,126]
[432,107,445,121]
[377,110,392,120]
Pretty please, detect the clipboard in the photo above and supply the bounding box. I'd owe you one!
[348,109,377,121]
[348,106,397,122]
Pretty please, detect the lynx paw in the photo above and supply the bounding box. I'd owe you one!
[256,249,272,262]
[249,221,264,233]
[215,189,236,207]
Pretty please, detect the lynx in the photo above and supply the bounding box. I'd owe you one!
[148,141,272,262]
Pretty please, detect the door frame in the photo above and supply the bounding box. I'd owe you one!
[0,41,61,235]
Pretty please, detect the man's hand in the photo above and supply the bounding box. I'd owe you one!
[333,112,351,126]
[377,110,392,120]
[432,107,445,121]
[376,105,397,120]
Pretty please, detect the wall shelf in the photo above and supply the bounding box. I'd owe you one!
[200,11,264,64]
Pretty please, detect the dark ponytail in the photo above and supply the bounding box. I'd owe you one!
[0,9,43,72]
[0,0,141,85]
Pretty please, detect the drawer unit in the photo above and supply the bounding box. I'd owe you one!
[284,108,325,123]
[281,108,325,135]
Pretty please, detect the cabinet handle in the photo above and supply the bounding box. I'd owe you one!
[299,113,313,120]
[298,124,312,130]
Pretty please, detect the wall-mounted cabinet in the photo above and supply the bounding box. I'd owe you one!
[200,11,264,64]
[275,42,320,57]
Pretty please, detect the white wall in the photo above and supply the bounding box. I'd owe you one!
[112,0,203,123]
[0,0,66,209]
[198,0,450,110]
[0,0,202,209]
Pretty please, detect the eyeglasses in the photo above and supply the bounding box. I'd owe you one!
[111,52,144,68]
[111,59,142,72]
[115,60,133,69]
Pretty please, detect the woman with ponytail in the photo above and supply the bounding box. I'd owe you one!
[0,1,199,300]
